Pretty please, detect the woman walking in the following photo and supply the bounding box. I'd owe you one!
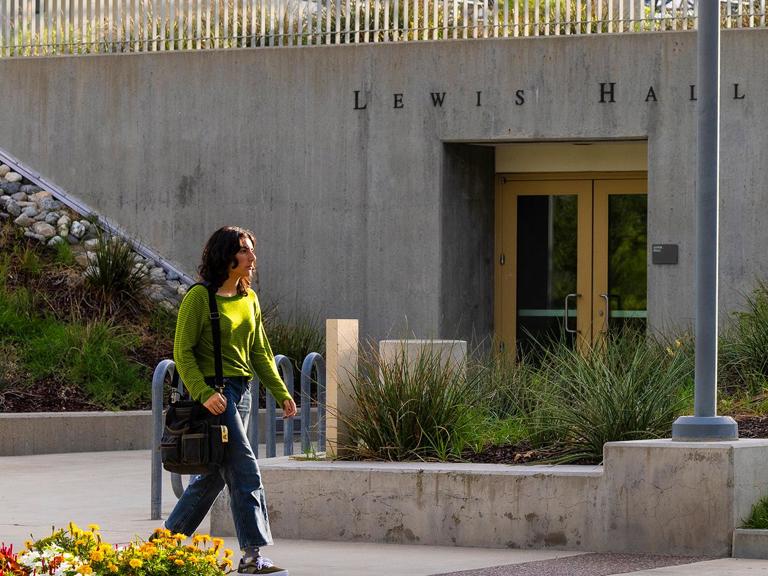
[162,226,296,576]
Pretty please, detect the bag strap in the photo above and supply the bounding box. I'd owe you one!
[203,283,224,391]
[185,282,224,392]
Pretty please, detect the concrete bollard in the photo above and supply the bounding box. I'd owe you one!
[324,319,359,458]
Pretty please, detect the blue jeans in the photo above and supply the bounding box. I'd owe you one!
[165,376,273,549]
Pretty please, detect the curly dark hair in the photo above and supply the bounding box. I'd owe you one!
[198,226,257,296]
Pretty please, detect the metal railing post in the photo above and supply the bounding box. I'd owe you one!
[274,354,295,455]
[300,352,326,453]
[150,359,174,521]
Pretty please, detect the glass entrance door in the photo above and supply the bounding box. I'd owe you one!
[592,179,648,341]
[495,174,647,355]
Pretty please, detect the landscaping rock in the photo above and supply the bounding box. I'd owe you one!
[5,199,21,217]
[1,182,21,195]
[70,220,86,239]
[22,185,44,195]
[0,172,187,309]
[24,230,44,242]
[39,198,62,211]
[32,222,56,239]
[83,238,99,251]
[13,213,34,227]
[150,267,167,282]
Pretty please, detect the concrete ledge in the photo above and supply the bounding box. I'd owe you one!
[209,439,768,556]
[0,408,312,455]
[211,459,604,549]
[0,411,153,456]
[732,529,768,559]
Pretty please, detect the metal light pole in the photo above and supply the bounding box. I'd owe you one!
[671,0,737,441]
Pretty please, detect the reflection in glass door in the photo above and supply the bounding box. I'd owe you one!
[517,195,578,352]
[592,180,648,341]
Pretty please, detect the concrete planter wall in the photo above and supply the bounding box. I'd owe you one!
[732,529,768,559]
[0,411,154,456]
[211,439,768,557]
[0,408,311,456]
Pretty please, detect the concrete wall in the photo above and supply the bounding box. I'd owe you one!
[210,440,768,556]
[1,30,767,339]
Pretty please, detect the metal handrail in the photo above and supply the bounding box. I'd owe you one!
[150,359,175,521]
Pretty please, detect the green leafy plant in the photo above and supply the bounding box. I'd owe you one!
[743,495,768,529]
[528,330,693,463]
[340,342,480,461]
[53,240,76,267]
[84,234,150,315]
[720,282,768,396]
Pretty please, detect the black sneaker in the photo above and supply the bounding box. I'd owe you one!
[237,556,289,575]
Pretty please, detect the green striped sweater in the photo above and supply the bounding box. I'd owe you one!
[173,284,291,405]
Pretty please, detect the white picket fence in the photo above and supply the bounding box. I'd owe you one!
[1,0,765,56]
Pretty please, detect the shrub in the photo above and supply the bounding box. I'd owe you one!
[720,282,768,395]
[743,495,768,529]
[84,234,150,315]
[340,343,481,461]
[471,346,543,420]
[262,304,325,365]
[529,330,694,463]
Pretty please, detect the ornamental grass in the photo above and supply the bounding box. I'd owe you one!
[1,524,233,576]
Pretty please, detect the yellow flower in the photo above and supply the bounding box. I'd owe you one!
[24,540,33,550]
[129,558,143,568]
[78,564,93,574]
[224,549,234,558]
[173,533,187,542]
[192,535,205,545]
[205,555,217,565]
[221,558,233,569]
[107,563,119,573]
[212,537,224,550]
[174,559,185,566]
[76,539,87,546]
[88,523,101,531]
[90,551,105,562]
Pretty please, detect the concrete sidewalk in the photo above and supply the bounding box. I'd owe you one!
[1,450,767,576]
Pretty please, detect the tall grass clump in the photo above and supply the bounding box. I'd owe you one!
[531,330,694,463]
[742,495,768,529]
[719,282,768,395]
[84,234,150,315]
[340,343,481,461]
[262,304,325,368]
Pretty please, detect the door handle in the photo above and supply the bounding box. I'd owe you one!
[564,293,580,334]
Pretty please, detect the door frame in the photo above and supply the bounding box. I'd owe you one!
[494,171,647,354]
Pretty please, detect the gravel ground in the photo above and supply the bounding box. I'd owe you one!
[429,553,713,576]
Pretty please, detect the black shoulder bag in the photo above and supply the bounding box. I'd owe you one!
[160,283,230,475]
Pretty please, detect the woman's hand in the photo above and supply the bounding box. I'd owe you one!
[282,398,297,418]
[203,392,227,415]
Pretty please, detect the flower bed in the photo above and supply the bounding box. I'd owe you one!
[0,524,232,576]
